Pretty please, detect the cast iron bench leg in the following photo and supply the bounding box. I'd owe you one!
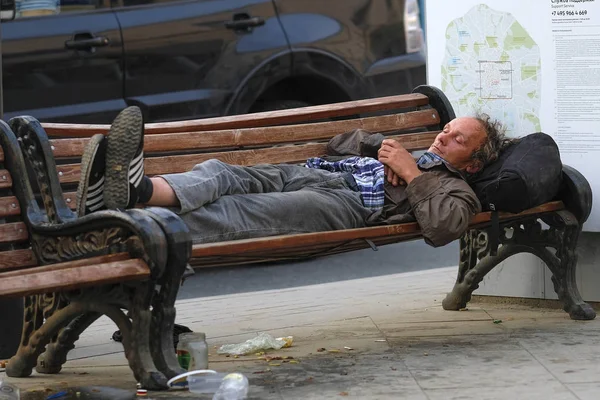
[36,312,102,374]
[442,211,596,321]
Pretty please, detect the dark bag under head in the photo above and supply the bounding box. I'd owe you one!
[469,132,563,214]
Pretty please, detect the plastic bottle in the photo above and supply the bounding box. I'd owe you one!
[212,373,249,400]
[0,381,20,400]
[176,332,208,370]
[167,370,226,394]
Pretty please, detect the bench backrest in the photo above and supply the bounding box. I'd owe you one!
[39,93,447,209]
[0,125,38,272]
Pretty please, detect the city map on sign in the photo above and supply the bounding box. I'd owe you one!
[441,4,541,137]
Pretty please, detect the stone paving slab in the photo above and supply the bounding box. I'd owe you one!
[2,267,600,399]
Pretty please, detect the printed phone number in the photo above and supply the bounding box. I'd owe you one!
[552,10,589,16]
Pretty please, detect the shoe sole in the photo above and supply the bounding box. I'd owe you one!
[104,107,143,209]
[76,134,105,217]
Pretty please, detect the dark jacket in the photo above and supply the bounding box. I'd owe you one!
[325,129,482,247]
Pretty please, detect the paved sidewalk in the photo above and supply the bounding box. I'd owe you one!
[3,267,600,399]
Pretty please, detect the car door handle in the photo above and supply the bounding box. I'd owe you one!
[225,16,265,30]
[65,36,110,50]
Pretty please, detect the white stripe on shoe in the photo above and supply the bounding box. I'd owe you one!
[87,177,105,197]
[88,176,105,192]
[88,200,105,212]
[130,164,144,187]
[128,151,144,187]
[86,194,104,207]
[129,151,144,168]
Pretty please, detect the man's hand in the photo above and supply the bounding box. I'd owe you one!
[383,165,404,187]
[378,139,422,185]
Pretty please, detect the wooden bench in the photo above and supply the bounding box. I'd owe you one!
[0,85,595,389]
[0,119,192,389]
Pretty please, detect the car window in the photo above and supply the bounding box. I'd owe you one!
[113,0,180,7]
[14,0,107,18]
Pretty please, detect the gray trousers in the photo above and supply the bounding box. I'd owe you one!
[159,160,372,244]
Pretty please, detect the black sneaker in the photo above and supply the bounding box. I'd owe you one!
[104,106,145,210]
[76,134,107,216]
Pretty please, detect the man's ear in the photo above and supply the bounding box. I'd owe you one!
[465,161,483,174]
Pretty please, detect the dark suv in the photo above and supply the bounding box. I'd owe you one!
[2,0,425,124]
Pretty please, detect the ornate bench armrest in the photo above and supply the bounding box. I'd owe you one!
[29,208,169,278]
[4,115,193,279]
[560,164,592,225]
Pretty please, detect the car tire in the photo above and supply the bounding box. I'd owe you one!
[251,100,312,113]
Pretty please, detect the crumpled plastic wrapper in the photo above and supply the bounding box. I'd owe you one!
[217,332,293,356]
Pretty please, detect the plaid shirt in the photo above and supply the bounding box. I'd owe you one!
[305,156,385,210]
[306,152,449,211]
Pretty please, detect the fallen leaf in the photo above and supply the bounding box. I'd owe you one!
[268,363,281,367]
[423,352,429,356]
[328,349,341,353]
[77,372,89,375]
[390,367,397,371]
[317,348,327,352]
[459,307,469,311]
[265,356,283,361]
[339,392,349,396]
[493,319,503,324]
[289,360,300,364]
[255,352,265,356]
[253,370,270,374]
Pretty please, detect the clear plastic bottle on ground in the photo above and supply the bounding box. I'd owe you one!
[212,373,249,400]
[166,370,249,398]
[0,381,20,400]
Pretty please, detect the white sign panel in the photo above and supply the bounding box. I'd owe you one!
[425,0,600,231]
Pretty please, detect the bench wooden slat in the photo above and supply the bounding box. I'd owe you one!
[470,201,564,225]
[0,255,149,297]
[192,223,422,258]
[190,234,422,268]
[189,235,423,268]
[0,249,37,270]
[0,222,29,243]
[0,196,21,217]
[42,93,431,137]
[0,170,12,188]
[0,252,131,277]
[55,132,438,184]
[190,201,565,259]
[45,110,440,159]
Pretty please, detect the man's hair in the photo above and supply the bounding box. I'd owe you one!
[470,112,515,168]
